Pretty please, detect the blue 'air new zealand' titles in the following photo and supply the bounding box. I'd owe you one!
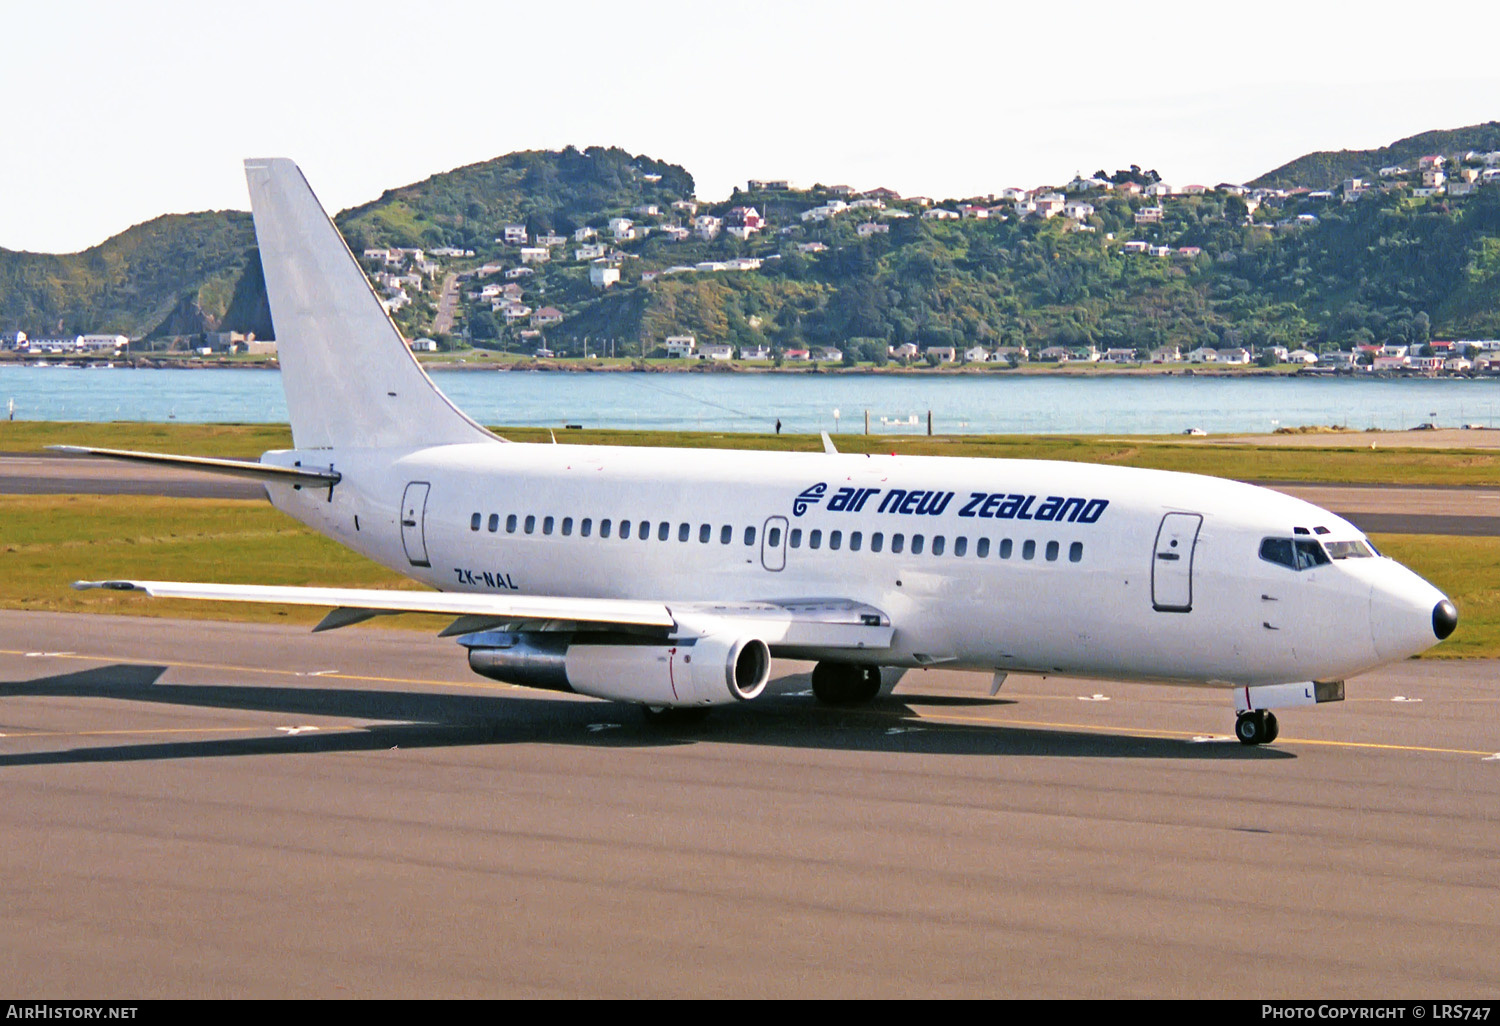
[58,158,1458,746]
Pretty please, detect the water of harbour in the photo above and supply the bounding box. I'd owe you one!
[4,365,1500,436]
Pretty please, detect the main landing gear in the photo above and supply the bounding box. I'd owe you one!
[1235,709,1280,746]
[811,662,881,706]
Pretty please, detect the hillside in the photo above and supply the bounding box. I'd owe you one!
[4,130,1500,355]
[0,211,256,338]
[335,146,694,252]
[1250,122,1500,190]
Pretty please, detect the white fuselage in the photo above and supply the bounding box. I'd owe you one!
[263,441,1447,690]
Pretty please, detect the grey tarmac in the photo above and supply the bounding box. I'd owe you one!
[0,610,1495,998]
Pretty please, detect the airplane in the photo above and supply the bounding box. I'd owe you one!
[56,158,1459,746]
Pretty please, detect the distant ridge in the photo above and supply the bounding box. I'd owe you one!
[1250,122,1500,189]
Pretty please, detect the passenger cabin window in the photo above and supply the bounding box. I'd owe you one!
[932,536,945,556]
[562,517,573,536]
[850,531,863,551]
[524,515,536,535]
[871,532,884,553]
[678,523,690,542]
[1022,540,1036,560]
[891,534,905,554]
[600,519,612,538]
[809,529,821,550]
[470,513,481,531]
[910,534,924,555]
[699,524,711,543]
[976,538,990,558]
[744,526,756,546]
[789,529,802,548]
[998,539,1012,559]
[655,521,667,541]
[488,513,499,533]
[767,526,781,547]
[620,520,631,539]
[953,537,967,557]
[506,514,518,534]
[829,530,842,551]
[581,518,593,537]
[720,525,732,544]
[1069,541,1083,563]
[543,516,554,535]
[1045,540,1059,562]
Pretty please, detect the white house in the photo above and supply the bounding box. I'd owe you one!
[664,335,697,358]
[519,247,550,265]
[924,346,956,363]
[501,225,528,245]
[589,262,620,289]
[1064,201,1095,220]
[699,343,734,361]
[408,337,438,352]
[1135,207,1164,225]
[963,346,989,363]
[1188,347,1219,363]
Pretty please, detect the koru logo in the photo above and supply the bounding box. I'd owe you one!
[793,483,827,516]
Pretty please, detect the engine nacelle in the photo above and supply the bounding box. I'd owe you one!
[465,631,771,707]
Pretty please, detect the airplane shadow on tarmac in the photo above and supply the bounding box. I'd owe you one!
[0,664,1293,765]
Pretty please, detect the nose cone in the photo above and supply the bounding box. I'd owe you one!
[1370,567,1452,664]
[1433,599,1459,640]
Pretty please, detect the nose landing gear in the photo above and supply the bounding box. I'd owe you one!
[1235,709,1279,746]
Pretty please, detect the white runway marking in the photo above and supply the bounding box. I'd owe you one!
[1391,696,1423,703]
[587,723,622,733]
[24,651,74,658]
[1077,694,1111,702]
[276,726,320,735]
[295,669,338,677]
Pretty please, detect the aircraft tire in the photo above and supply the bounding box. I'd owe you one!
[1264,711,1280,743]
[1235,711,1267,745]
[811,662,880,706]
[639,705,711,726]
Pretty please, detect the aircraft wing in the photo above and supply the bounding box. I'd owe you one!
[72,581,894,650]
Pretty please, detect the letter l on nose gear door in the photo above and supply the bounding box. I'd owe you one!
[1152,512,1202,612]
[401,481,432,568]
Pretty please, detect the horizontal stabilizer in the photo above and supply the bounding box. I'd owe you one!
[46,446,340,485]
[72,580,676,629]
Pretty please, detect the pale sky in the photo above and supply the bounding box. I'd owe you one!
[4,0,1499,253]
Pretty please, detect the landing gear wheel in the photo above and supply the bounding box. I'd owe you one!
[639,705,711,726]
[1235,709,1275,746]
[810,663,882,705]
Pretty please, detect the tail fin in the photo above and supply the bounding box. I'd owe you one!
[243,158,498,449]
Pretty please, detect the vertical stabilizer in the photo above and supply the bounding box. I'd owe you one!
[244,158,498,449]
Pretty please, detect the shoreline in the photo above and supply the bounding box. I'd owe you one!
[2,354,1492,381]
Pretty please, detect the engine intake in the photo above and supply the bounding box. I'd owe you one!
[465,632,771,707]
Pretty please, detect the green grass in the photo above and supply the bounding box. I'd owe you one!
[0,495,427,628]
[1369,534,1500,659]
[0,494,1493,657]
[11,421,1500,485]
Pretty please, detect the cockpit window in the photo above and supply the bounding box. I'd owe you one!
[1260,537,1332,570]
[1324,539,1374,559]
[1260,538,1297,569]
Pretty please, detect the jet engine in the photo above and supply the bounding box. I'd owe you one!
[464,631,771,707]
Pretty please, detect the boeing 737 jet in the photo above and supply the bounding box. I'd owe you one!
[60,159,1459,745]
